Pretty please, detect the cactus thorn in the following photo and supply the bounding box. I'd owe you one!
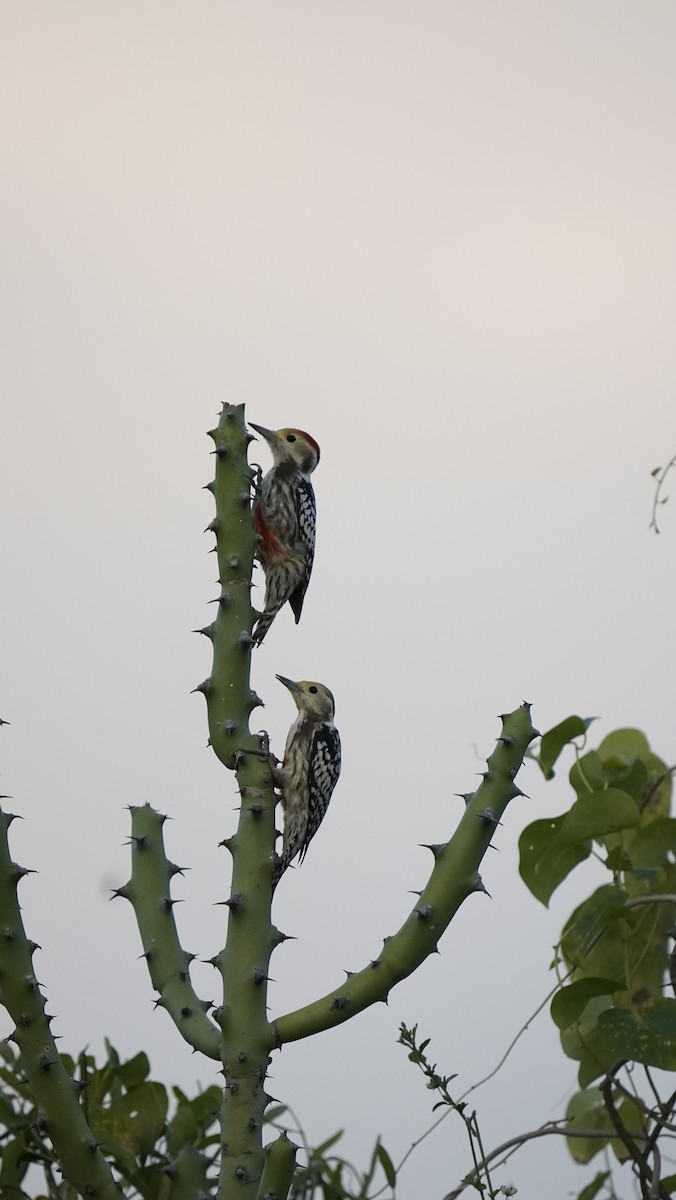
[331,996,349,1011]
[455,792,474,804]
[11,864,35,882]
[420,842,445,858]
[238,631,255,649]
[203,480,216,493]
[415,904,432,920]
[478,807,499,827]
[110,884,131,901]
[192,677,212,696]
[473,875,491,898]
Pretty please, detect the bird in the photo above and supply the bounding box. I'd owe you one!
[271,675,341,891]
[249,423,320,644]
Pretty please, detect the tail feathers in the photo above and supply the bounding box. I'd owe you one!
[252,610,276,645]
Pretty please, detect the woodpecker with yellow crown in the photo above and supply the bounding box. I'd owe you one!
[249,424,320,644]
[271,675,341,891]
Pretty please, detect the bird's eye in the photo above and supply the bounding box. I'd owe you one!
[286,434,297,443]
[309,686,318,694]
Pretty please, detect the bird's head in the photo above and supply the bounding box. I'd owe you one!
[249,424,320,476]
[276,675,335,721]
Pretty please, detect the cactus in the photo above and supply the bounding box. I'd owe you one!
[0,402,537,1199]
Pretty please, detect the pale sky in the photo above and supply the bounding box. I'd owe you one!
[2,4,676,1197]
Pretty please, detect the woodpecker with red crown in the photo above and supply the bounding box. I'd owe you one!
[249,424,320,644]
[271,675,341,891]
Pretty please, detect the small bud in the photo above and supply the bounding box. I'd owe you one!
[478,807,499,827]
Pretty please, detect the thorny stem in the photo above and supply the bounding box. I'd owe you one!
[273,705,538,1045]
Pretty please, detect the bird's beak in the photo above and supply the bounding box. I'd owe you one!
[249,422,278,446]
[276,674,302,694]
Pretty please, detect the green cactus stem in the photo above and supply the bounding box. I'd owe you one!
[166,1143,212,1199]
[121,803,221,1058]
[0,809,121,1199]
[272,704,537,1045]
[203,403,260,772]
[202,404,279,1197]
[254,1133,298,1200]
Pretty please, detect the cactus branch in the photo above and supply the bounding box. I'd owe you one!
[272,704,537,1045]
[0,809,121,1199]
[203,403,259,771]
[254,1132,298,1200]
[123,803,221,1058]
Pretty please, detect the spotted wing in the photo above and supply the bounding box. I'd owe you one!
[289,477,316,622]
[298,723,342,863]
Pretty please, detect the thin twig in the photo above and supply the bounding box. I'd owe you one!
[650,455,676,534]
[441,1120,650,1200]
[458,971,572,1102]
[599,1061,670,1200]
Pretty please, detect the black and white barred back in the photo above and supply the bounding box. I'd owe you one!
[272,716,341,889]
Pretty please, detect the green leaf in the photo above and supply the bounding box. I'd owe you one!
[117,1051,150,1089]
[551,978,622,1031]
[566,1088,611,1164]
[570,752,605,799]
[519,815,590,906]
[166,1085,221,1155]
[561,885,628,968]
[577,1171,610,1200]
[611,1097,645,1163]
[660,1174,676,1195]
[560,789,641,843]
[629,818,676,868]
[598,728,650,764]
[91,1080,168,1167]
[536,716,597,780]
[263,1104,288,1124]
[598,1000,676,1069]
[375,1142,397,1188]
[312,1130,344,1159]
